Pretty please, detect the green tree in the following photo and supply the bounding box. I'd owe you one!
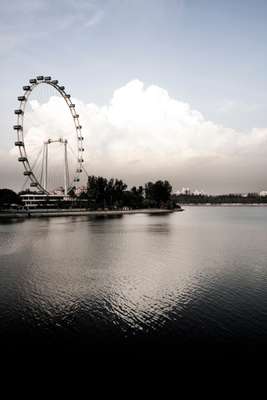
[122,186,144,209]
[68,187,76,198]
[0,189,22,209]
[145,180,172,208]
[112,179,127,207]
[87,176,107,209]
[87,176,127,209]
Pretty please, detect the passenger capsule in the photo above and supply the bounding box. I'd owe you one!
[51,80,58,85]
[69,104,75,108]
[59,86,65,91]
[18,96,26,101]
[23,171,32,176]
[77,125,82,129]
[44,76,51,81]
[65,94,71,99]
[13,125,23,130]
[79,136,84,141]
[76,168,82,173]
[15,141,24,146]
[18,157,27,162]
[79,148,84,152]
[74,178,80,182]
[14,109,23,115]
[37,76,44,80]
[29,79,37,84]
[30,182,38,187]
[74,114,79,118]
[23,86,31,91]
[78,158,84,163]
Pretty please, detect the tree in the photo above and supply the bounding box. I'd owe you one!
[68,187,76,198]
[86,176,174,210]
[0,189,22,209]
[87,176,127,209]
[144,180,172,208]
[112,179,128,207]
[123,186,144,209]
[87,176,107,209]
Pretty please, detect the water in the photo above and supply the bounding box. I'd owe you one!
[1,207,267,359]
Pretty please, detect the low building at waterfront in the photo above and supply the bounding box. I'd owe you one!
[20,192,88,209]
[20,193,69,209]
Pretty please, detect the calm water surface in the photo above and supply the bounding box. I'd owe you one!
[1,207,267,359]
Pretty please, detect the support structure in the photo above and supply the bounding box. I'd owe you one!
[41,138,70,195]
[63,139,69,196]
[43,142,48,191]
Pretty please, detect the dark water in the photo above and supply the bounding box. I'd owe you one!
[1,207,267,360]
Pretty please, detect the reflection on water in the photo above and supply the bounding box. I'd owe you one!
[1,207,267,358]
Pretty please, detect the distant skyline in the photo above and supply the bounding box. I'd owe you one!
[1,0,267,193]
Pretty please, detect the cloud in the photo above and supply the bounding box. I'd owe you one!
[0,150,21,190]
[3,79,267,193]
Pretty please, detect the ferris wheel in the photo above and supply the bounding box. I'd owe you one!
[14,76,85,195]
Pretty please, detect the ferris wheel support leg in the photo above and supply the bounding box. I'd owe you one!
[44,143,48,191]
[64,140,69,196]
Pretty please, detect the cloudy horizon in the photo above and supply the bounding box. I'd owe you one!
[2,78,267,195]
[1,0,267,194]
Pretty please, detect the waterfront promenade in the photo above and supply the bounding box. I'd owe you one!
[0,208,178,219]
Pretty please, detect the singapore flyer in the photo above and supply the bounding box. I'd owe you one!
[14,75,85,196]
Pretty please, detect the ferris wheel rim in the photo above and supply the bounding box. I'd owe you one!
[14,76,84,195]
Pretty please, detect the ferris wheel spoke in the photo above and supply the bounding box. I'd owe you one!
[21,176,30,192]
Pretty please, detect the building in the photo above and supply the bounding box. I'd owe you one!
[20,192,88,209]
[20,193,69,209]
[175,188,205,196]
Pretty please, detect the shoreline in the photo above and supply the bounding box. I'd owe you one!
[2,203,267,219]
[180,203,267,207]
[0,208,178,219]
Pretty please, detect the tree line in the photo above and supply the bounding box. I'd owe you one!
[1,179,267,210]
[173,193,267,204]
[0,189,22,209]
[82,176,174,210]
[0,177,175,210]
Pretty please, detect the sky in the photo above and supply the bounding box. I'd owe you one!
[1,0,267,193]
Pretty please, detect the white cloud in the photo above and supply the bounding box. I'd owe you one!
[4,79,267,193]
